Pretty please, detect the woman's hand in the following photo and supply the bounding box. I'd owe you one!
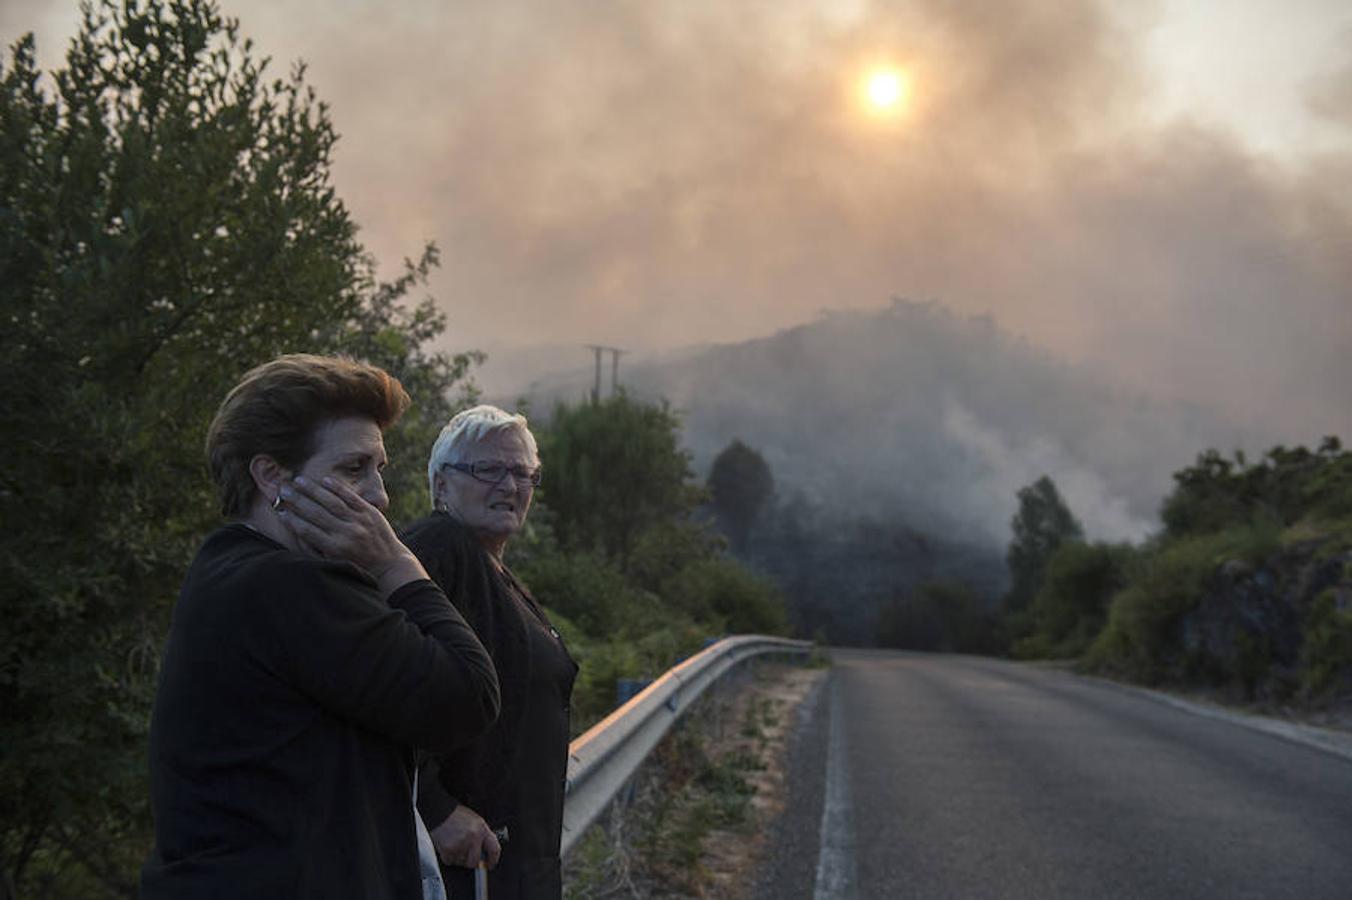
[429,805,502,870]
[277,475,428,596]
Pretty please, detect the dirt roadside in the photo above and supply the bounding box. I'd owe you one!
[700,663,828,897]
[563,661,828,898]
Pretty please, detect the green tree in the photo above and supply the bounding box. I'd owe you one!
[1086,437,1351,693]
[1161,438,1352,537]
[515,396,790,730]
[1158,448,1250,536]
[0,2,475,894]
[1004,476,1083,615]
[1015,541,1132,659]
[338,249,484,523]
[706,439,774,553]
[626,519,725,597]
[534,392,702,570]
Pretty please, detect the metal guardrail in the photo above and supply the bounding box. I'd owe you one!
[560,634,813,856]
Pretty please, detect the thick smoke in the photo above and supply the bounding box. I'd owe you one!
[1307,26,1352,130]
[520,299,1258,548]
[5,0,1348,437]
[527,299,1266,642]
[937,400,1153,545]
[273,0,1350,440]
[8,0,1345,641]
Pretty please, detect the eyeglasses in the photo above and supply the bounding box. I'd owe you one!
[444,460,542,488]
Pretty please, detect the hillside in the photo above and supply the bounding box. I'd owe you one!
[502,300,1271,641]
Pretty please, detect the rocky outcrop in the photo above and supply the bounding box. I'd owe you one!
[1175,541,1352,701]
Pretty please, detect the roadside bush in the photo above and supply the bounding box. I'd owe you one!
[1300,587,1352,697]
[560,620,707,733]
[661,558,788,636]
[1305,454,1352,521]
[0,3,476,892]
[545,599,713,735]
[1014,542,1132,659]
[564,636,644,732]
[1161,438,1350,538]
[515,547,650,636]
[1086,520,1281,681]
[535,394,703,569]
[626,520,726,596]
[511,398,791,733]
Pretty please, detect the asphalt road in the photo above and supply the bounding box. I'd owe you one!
[758,649,1352,900]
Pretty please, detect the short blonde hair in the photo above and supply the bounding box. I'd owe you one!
[207,354,410,517]
[427,405,538,503]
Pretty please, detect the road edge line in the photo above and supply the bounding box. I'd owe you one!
[813,670,859,900]
[1073,672,1352,764]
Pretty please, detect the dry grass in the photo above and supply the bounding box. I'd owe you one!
[564,662,826,899]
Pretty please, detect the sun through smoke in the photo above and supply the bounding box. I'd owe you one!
[863,68,908,115]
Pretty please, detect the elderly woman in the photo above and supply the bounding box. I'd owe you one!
[142,354,500,899]
[404,405,577,900]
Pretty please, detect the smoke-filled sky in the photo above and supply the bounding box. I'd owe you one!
[6,0,1351,439]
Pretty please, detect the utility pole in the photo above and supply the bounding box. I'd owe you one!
[587,345,602,404]
[584,344,624,403]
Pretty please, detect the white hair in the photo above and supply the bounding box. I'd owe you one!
[426,404,539,504]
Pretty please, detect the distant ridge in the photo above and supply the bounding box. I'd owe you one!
[513,299,1259,543]
[502,299,1266,640]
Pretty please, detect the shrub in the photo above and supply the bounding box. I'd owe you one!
[706,439,775,553]
[565,636,645,732]
[534,394,701,569]
[661,558,788,636]
[626,520,725,596]
[1161,438,1352,538]
[0,2,474,891]
[515,547,647,636]
[1004,476,1084,614]
[1022,542,1133,658]
[1086,520,1281,681]
[1300,588,1352,696]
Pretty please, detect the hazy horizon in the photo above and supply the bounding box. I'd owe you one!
[504,299,1273,545]
[6,0,1351,440]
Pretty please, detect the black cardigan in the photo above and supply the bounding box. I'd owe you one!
[402,513,535,828]
[141,524,499,899]
[402,513,576,893]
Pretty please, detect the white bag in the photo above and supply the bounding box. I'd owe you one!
[413,771,448,900]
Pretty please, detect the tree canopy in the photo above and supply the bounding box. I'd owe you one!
[0,2,475,893]
[707,439,774,552]
[1004,475,1084,614]
[533,392,702,570]
[508,394,788,728]
[1160,438,1350,537]
[1014,541,1132,659]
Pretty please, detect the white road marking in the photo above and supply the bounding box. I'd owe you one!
[1083,674,1352,763]
[813,672,858,900]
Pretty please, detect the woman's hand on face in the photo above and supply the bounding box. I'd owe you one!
[276,475,428,596]
[429,805,502,870]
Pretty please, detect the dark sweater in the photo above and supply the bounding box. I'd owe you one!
[141,524,500,899]
[402,513,576,900]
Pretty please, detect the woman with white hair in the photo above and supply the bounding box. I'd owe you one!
[403,405,577,900]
